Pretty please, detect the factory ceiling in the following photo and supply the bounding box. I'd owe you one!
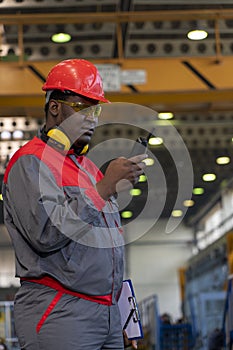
[1,0,233,226]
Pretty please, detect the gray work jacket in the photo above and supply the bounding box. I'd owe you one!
[2,136,124,304]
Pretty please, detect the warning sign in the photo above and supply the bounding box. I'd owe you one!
[95,64,121,92]
[121,70,147,85]
[95,65,147,91]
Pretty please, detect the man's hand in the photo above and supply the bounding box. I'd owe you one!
[123,330,138,349]
[96,154,148,200]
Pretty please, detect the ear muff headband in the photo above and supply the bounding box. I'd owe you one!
[47,128,71,151]
[47,127,89,155]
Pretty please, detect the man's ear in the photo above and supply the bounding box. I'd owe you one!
[49,99,60,117]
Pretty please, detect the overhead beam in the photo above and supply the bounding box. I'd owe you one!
[108,89,233,105]
[0,89,233,109]
[1,9,233,25]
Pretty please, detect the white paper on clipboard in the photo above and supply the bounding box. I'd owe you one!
[118,279,143,340]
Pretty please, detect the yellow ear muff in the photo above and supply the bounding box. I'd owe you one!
[47,128,71,151]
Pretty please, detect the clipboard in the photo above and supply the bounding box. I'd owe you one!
[118,279,143,340]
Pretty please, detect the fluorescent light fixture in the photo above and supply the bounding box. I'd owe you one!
[1,131,11,140]
[130,188,142,196]
[202,173,216,182]
[143,158,154,166]
[149,137,163,146]
[193,187,204,195]
[172,209,183,217]
[187,20,208,41]
[121,211,133,219]
[139,174,147,182]
[51,33,71,43]
[12,130,24,140]
[158,112,174,120]
[216,156,230,165]
[183,199,194,207]
[187,29,208,41]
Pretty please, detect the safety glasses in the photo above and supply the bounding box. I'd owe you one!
[57,100,102,118]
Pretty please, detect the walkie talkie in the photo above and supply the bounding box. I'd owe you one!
[129,128,155,157]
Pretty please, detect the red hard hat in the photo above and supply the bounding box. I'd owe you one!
[42,59,109,103]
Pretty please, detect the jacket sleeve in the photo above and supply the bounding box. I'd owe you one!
[3,154,105,253]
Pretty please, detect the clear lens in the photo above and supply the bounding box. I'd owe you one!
[81,105,102,118]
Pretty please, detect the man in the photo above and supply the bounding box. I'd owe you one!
[2,59,147,350]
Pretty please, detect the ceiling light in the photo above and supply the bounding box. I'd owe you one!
[187,20,209,41]
[158,112,174,120]
[143,158,154,166]
[193,187,204,195]
[183,199,195,207]
[148,137,163,146]
[172,209,183,217]
[187,29,208,41]
[202,173,216,182]
[130,188,142,196]
[121,211,133,219]
[1,131,11,140]
[12,130,24,140]
[216,156,230,165]
[139,174,147,182]
[51,33,71,43]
